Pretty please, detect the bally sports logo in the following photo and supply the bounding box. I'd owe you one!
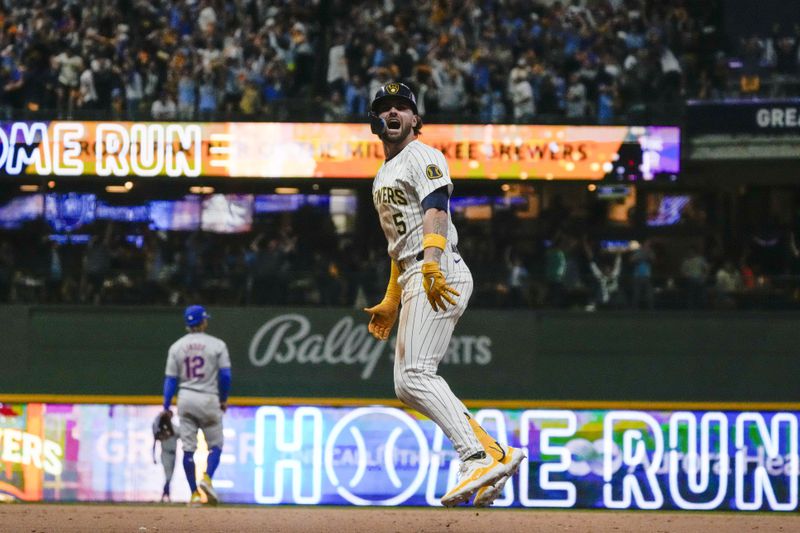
[248,314,492,379]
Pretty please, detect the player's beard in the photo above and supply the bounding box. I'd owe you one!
[382,116,413,144]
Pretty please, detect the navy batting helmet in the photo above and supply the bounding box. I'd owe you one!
[370,82,418,115]
[184,305,209,327]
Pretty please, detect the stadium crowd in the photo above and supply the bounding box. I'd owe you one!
[0,0,799,310]
[0,0,797,125]
[2,204,800,311]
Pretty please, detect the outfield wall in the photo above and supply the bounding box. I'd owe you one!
[2,305,799,403]
[0,401,796,510]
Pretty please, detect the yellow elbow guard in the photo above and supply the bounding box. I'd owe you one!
[423,233,447,250]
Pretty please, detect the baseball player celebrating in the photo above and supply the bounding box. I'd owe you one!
[363,82,525,507]
[161,305,232,506]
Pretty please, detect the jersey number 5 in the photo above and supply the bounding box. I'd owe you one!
[184,355,205,379]
[392,213,406,235]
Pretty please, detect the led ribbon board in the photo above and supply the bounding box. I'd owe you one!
[1,404,791,510]
[0,122,679,180]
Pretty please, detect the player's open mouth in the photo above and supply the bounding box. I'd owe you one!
[386,118,401,129]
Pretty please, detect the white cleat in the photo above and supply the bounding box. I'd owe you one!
[198,473,218,506]
[188,491,203,507]
[441,453,507,507]
[473,446,527,507]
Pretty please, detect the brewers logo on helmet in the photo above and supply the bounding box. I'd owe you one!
[370,82,418,115]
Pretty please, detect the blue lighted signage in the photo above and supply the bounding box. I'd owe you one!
[0,404,796,510]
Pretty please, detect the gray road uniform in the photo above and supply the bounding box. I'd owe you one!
[372,139,481,460]
[165,332,231,452]
[152,416,178,496]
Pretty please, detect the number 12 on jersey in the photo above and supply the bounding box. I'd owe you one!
[184,355,205,379]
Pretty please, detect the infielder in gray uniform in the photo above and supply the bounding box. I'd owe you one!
[152,412,178,502]
[363,83,525,507]
[161,305,232,506]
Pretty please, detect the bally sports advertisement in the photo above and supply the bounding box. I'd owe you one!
[0,403,795,511]
[0,121,679,180]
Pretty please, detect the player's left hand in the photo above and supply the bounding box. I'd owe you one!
[421,262,460,311]
[220,401,227,413]
[363,298,400,341]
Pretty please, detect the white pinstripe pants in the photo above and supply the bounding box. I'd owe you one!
[395,250,482,460]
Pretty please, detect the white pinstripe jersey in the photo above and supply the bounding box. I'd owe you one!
[372,140,458,264]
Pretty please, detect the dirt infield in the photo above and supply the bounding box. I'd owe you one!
[2,504,798,533]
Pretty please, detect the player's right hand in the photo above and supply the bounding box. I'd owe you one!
[220,401,227,413]
[363,298,400,341]
[421,261,460,311]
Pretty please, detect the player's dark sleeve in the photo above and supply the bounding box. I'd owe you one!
[421,186,450,212]
[163,376,177,410]
[218,367,232,402]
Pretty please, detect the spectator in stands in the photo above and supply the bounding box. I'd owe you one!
[143,61,162,109]
[177,67,197,120]
[412,65,435,116]
[288,22,314,97]
[681,246,710,309]
[79,59,100,111]
[344,74,368,116]
[221,58,243,115]
[739,35,763,96]
[0,0,760,123]
[652,32,683,106]
[507,255,530,307]
[54,45,83,117]
[771,30,800,97]
[597,84,616,124]
[124,61,144,119]
[585,241,624,311]
[436,61,467,115]
[323,91,347,122]
[714,259,743,309]
[739,253,756,290]
[82,230,113,304]
[151,90,177,120]
[239,78,262,116]
[316,254,344,306]
[250,234,287,306]
[565,72,587,118]
[92,57,117,112]
[545,238,567,308]
[195,75,216,121]
[327,32,349,96]
[630,240,655,310]
[509,63,535,123]
[41,238,64,304]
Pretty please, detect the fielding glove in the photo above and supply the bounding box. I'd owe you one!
[155,410,175,440]
[421,261,460,311]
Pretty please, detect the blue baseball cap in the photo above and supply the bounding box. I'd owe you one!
[184,305,209,327]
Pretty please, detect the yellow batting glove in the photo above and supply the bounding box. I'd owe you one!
[421,261,460,312]
[363,298,399,341]
[364,260,401,341]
